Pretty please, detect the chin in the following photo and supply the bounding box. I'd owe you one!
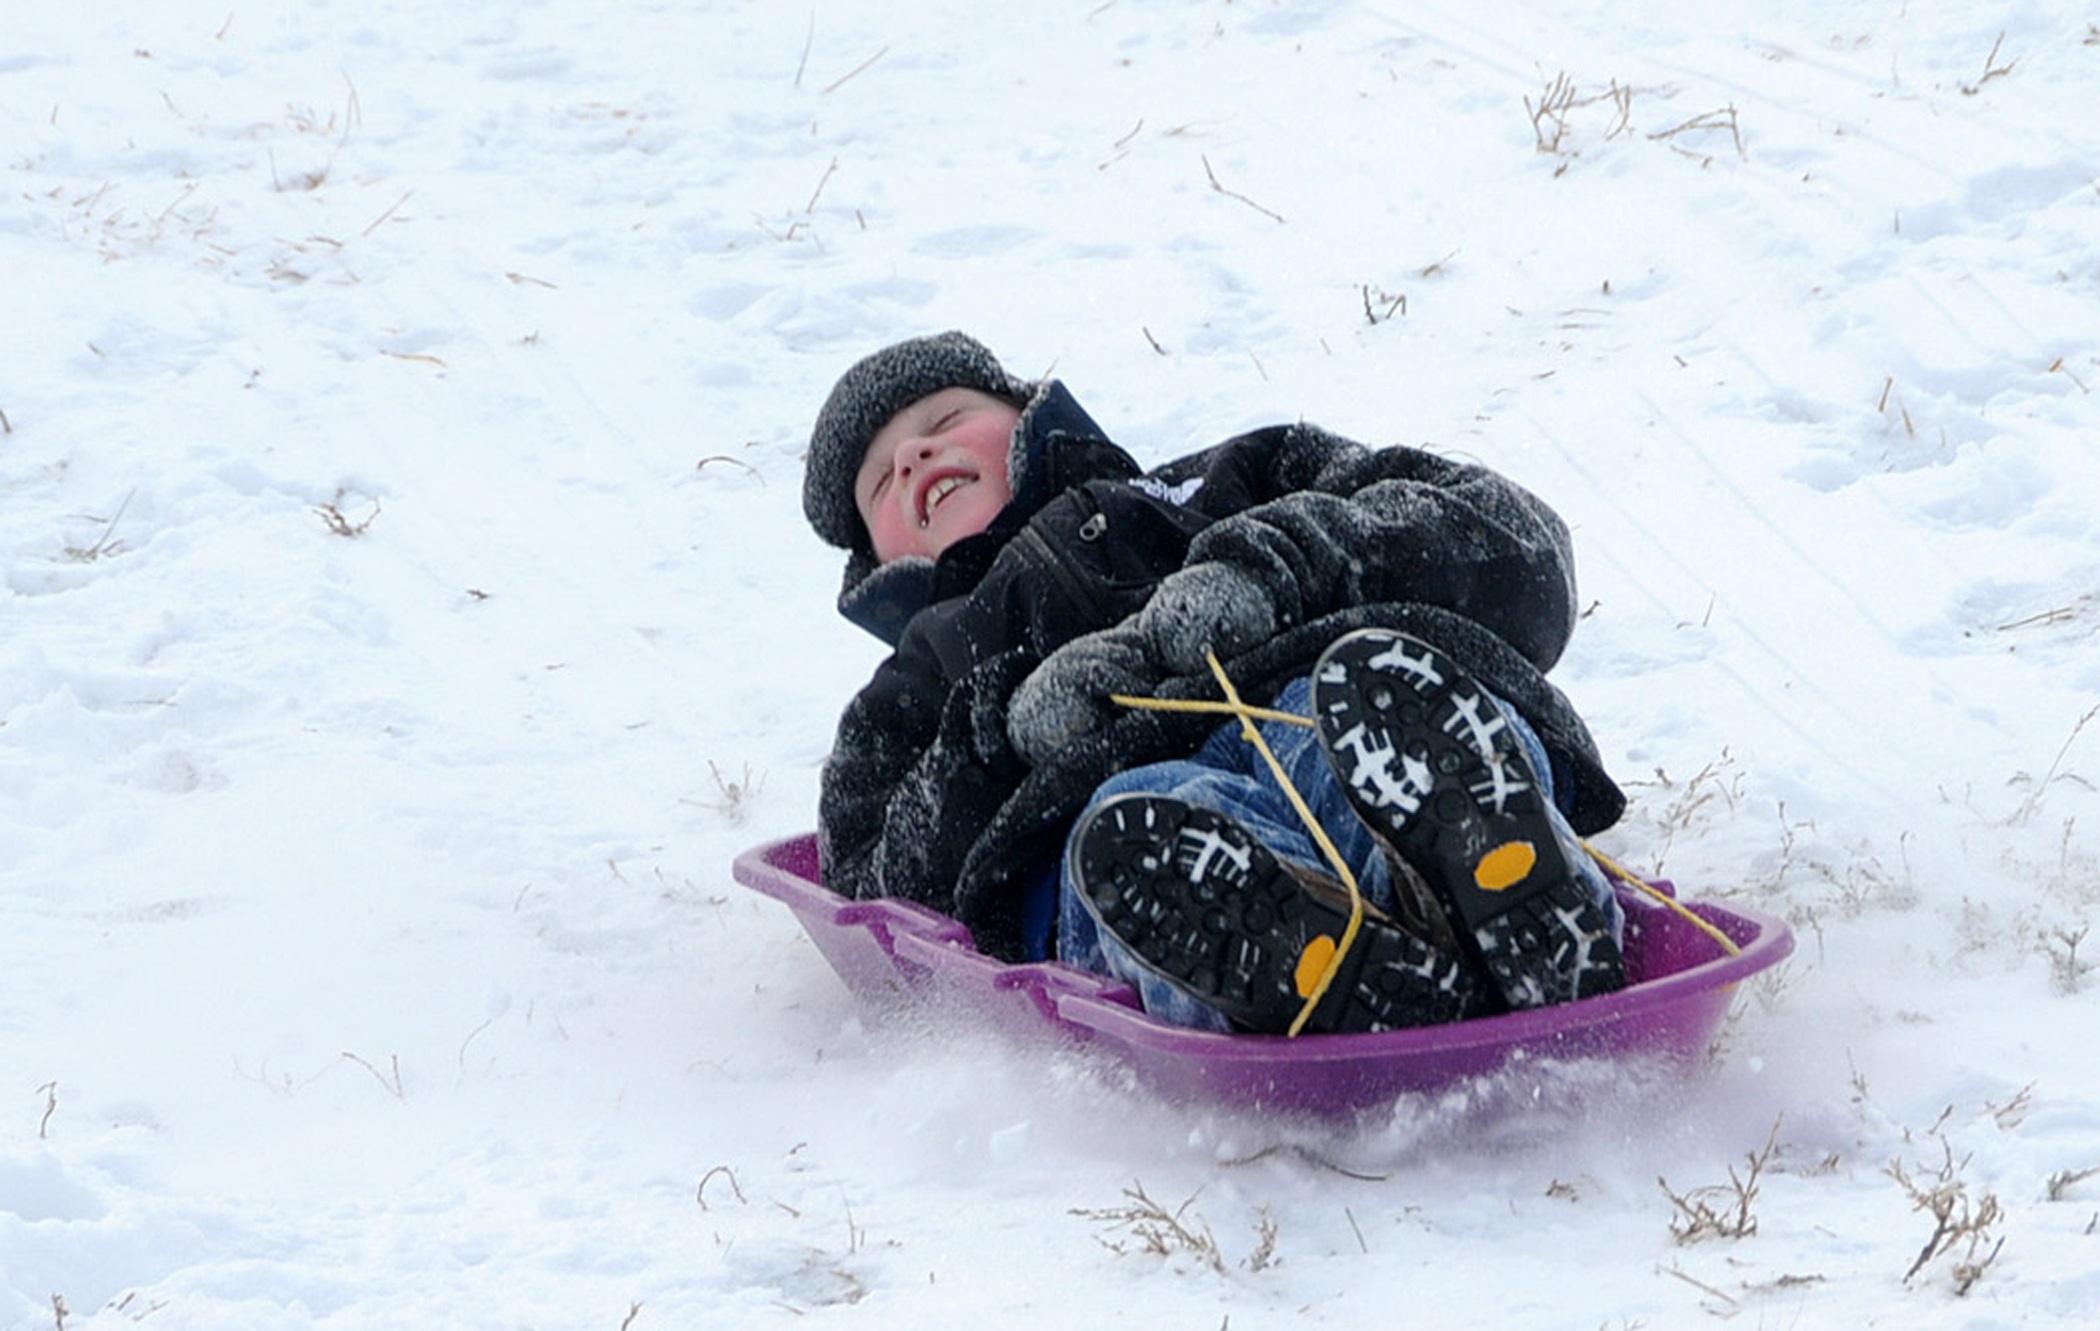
[938,505,1000,548]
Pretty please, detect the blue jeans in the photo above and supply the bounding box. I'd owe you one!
[1054,676,1619,1030]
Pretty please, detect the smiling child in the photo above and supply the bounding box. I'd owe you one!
[802,332,1627,1035]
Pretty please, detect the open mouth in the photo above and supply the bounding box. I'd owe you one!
[918,473,971,525]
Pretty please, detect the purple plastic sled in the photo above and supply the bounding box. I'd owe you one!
[734,833,1793,1115]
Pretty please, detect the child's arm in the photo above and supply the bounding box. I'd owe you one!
[818,481,1192,916]
[820,644,1041,910]
[1165,423,1579,669]
[1010,425,1580,761]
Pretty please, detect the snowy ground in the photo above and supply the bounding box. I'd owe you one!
[4,1,2098,1326]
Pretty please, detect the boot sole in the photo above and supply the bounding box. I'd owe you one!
[1311,629,1626,1008]
[1072,794,1486,1034]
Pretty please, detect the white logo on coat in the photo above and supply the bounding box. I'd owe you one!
[1128,475,1205,506]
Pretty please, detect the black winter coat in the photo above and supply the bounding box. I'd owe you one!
[818,382,1624,962]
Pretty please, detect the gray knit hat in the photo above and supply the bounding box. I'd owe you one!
[803,331,1035,551]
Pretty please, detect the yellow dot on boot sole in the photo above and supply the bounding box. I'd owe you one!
[1295,935,1339,999]
[1474,841,1537,892]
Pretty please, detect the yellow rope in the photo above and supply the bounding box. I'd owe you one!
[1107,694,1316,730]
[1581,839,1743,958]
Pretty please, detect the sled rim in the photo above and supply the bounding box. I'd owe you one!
[733,833,1794,1111]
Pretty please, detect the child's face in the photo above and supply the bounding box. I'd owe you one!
[855,387,1021,564]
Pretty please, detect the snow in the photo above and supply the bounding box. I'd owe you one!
[4,0,2097,1326]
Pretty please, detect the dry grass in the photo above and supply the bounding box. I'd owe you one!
[1526,71,1633,156]
[1659,1118,1781,1243]
[688,761,765,825]
[1072,1181,1280,1274]
[2046,1165,2099,1201]
[1075,1182,1226,1271]
[63,492,134,562]
[1888,1140,2004,1293]
[1959,32,2018,96]
[1201,154,1285,224]
[2012,704,2098,825]
[1527,70,1745,169]
[316,488,382,537]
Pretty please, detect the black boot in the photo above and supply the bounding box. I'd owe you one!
[1071,794,1493,1035]
[1311,628,1627,1008]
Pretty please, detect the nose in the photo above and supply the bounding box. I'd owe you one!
[895,437,937,478]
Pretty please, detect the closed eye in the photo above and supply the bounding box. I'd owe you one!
[860,470,891,509]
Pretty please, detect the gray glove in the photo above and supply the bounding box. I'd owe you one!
[1006,624,1157,768]
[1135,561,1278,675]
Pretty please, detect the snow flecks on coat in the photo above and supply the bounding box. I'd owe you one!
[815,386,1621,961]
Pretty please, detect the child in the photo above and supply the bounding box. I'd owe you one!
[805,331,1626,1036]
